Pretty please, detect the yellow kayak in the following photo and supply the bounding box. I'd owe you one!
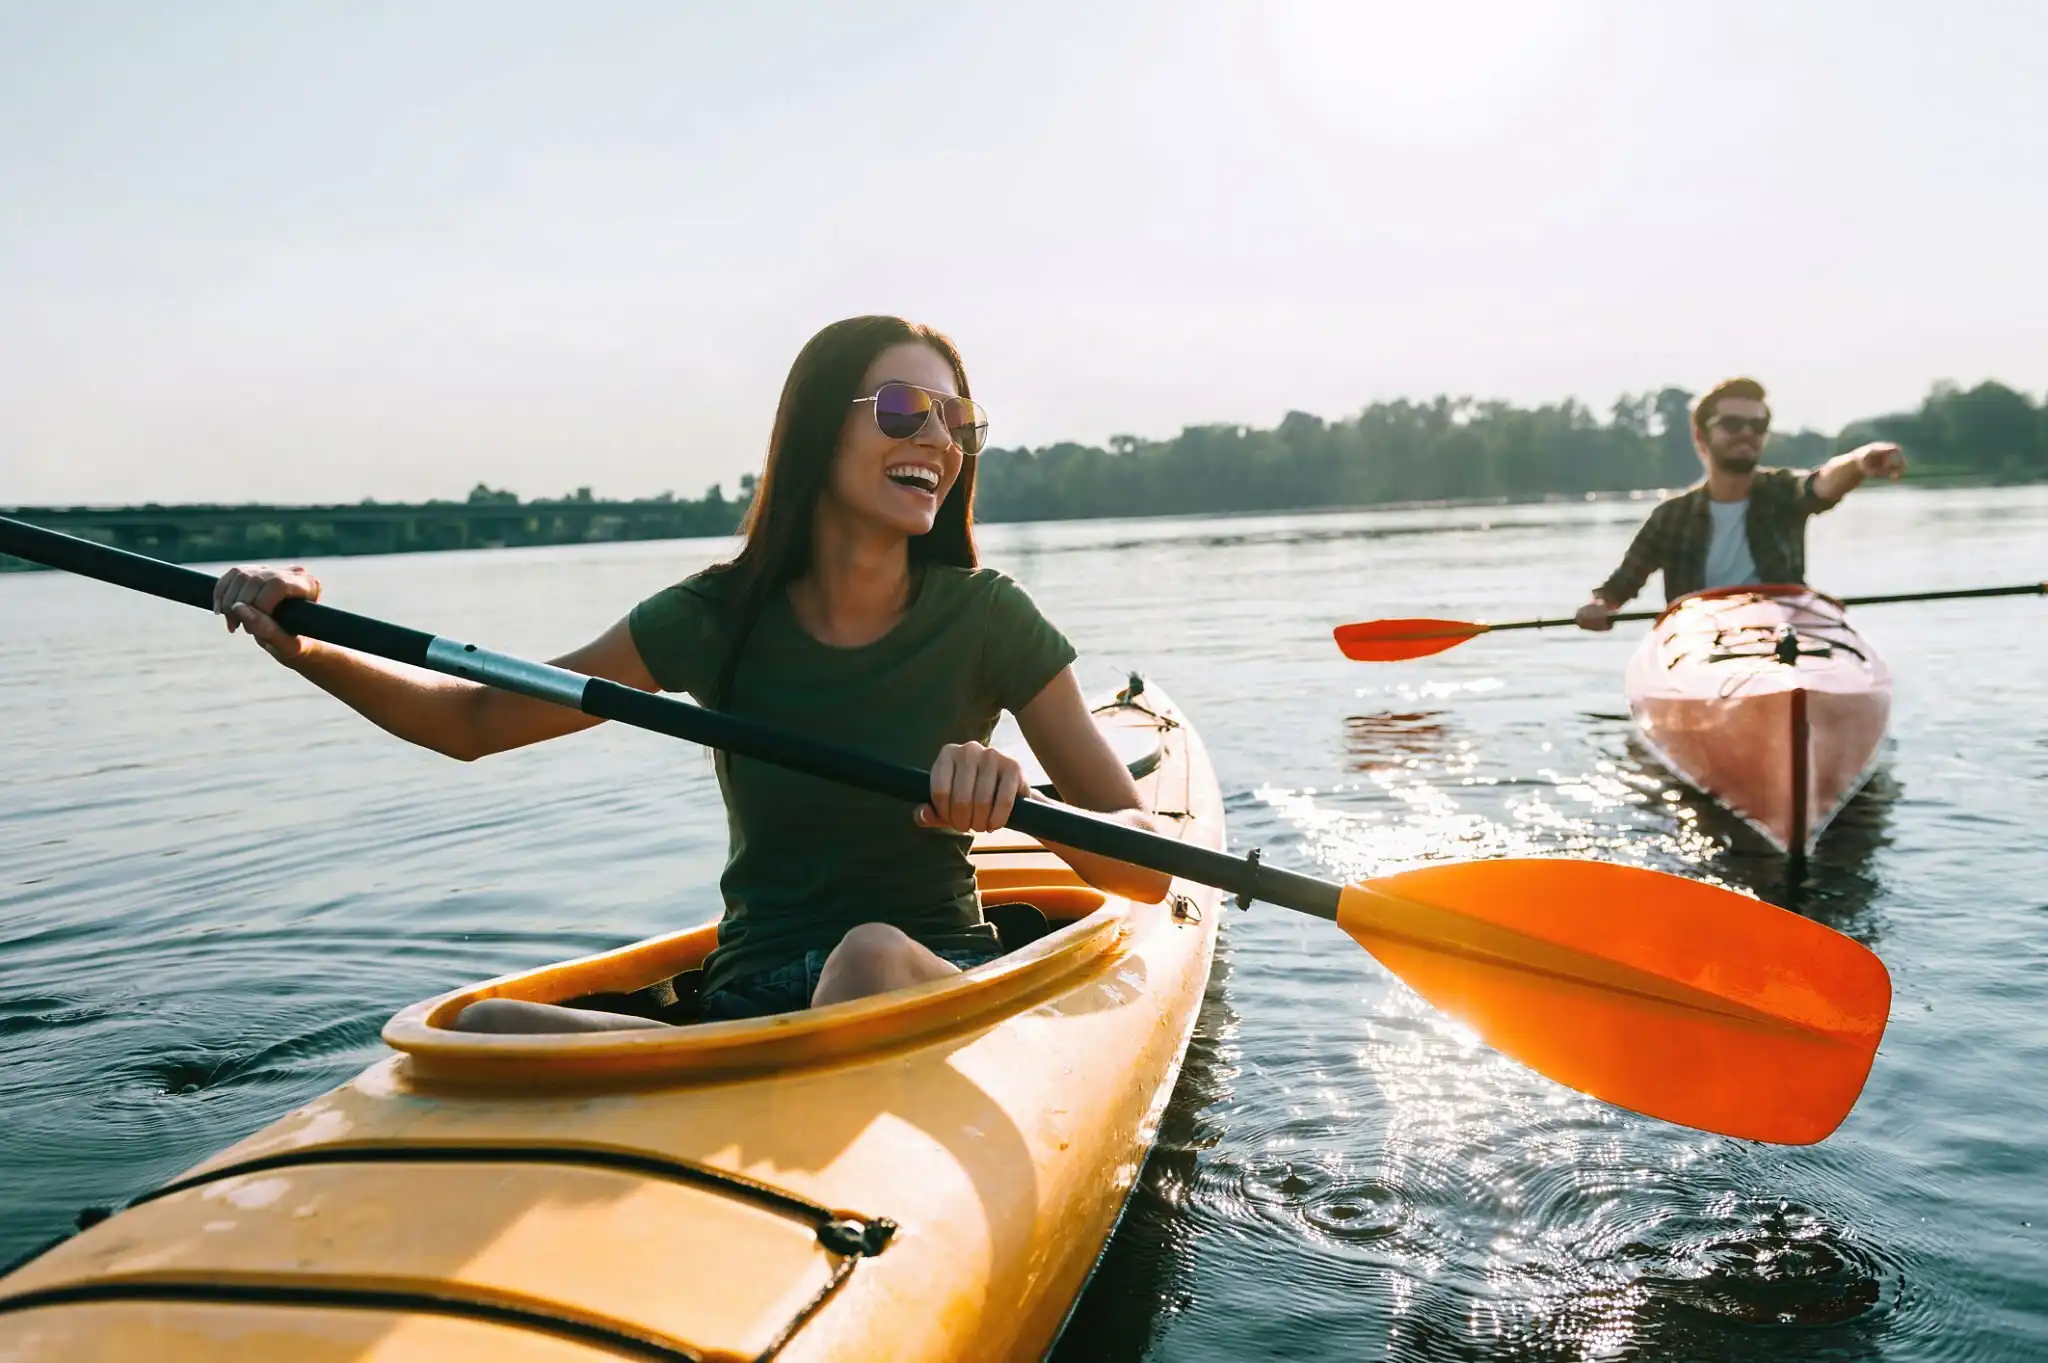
[0,683,1224,1363]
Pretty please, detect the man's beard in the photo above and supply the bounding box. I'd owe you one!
[1711,447,1760,475]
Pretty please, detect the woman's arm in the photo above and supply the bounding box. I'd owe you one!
[216,564,661,761]
[1011,668,1174,904]
[917,669,1173,902]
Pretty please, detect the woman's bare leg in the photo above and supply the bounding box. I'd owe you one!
[452,998,669,1034]
[811,922,963,1007]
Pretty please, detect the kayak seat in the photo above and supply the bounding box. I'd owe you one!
[986,900,1053,953]
[561,970,704,1026]
[984,883,1111,951]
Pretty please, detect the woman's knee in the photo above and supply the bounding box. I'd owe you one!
[814,923,953,1003]
[832,921,919,967]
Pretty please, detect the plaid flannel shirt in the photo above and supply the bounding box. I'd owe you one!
[1595,467,1839,606]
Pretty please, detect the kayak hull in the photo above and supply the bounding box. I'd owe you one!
[0,685,1224,1363]
[1626,587,1891,857]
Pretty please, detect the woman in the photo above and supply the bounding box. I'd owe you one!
[212,315,1171,1032]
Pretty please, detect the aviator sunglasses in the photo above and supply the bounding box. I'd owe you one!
[1711,413,1770,436]
[852,382,990,455]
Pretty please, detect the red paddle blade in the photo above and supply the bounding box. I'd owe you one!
[1332,618,1487,661]
[1336,859,1890,1144]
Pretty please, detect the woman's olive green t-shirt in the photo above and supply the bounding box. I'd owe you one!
[628,566,1077,995]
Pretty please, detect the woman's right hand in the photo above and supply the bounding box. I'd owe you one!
[213,564,322,666]
[916,740,1027,834]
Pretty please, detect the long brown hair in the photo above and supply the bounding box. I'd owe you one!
[710,315,980,707]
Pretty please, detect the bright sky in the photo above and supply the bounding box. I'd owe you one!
[3,1,2044,506]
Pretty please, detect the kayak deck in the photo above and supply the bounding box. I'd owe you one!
[0,684,1225,1363]
[1625,586,1891,857]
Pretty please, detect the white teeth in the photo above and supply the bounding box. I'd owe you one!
[886,465,939,491]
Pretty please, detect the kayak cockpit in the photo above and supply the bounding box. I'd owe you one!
[381,880,1134,1088]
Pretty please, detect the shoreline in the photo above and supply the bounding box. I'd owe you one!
[0,474,2022,573]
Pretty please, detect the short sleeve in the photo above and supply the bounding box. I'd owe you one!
[628,573,731,698]
[980,573,1078,715]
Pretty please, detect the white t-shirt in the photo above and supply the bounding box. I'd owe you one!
[1704,498,1762,589]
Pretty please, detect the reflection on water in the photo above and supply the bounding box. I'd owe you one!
[1343,711,1463,774]
[1772,773,1901,935]
[1620,734,1901,943]
[4,487,2047,1360]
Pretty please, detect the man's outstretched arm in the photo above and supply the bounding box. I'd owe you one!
[1810,442,1908,504]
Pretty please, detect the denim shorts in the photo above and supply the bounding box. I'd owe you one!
[699,941,1005,1022]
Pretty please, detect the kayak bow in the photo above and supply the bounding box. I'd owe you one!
[1626,585,1891,857]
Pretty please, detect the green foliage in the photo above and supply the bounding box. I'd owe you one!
[1867,380,2048,481]
[976,391,1702,521]
[973,381,2045,522]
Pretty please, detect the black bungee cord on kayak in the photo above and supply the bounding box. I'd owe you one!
[6,1144,900,1361]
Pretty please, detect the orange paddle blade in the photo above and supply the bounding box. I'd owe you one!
[1332,618,1488,661]
[1337,859,1890,1144]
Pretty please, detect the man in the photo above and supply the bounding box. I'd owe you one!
[1576,377,1908,629]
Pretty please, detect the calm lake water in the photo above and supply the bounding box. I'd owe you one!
[3,485,2045,1360]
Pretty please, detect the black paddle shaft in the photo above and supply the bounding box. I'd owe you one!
[1484,581,2047,633]
[0,515,1343,921]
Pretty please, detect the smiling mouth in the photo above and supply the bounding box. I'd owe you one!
[886,465,940,494]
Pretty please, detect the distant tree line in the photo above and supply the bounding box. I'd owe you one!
[6,381,2040,571]
[1856,380,2048,482]
[971,380,2045,523]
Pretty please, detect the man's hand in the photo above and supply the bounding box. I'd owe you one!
[1851,442,1908,481]
[1575,598,1616,632]
[1815,441,1908,502]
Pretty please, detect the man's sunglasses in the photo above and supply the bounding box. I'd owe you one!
[851,382,989,456]
[1711,414,1770,436]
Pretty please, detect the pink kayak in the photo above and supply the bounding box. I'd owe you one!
[1625,586,1892,857]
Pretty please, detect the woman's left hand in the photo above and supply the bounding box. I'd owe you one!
[917,741,1026,833]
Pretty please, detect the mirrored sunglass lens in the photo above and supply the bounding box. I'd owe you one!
[873,383,933,438]
[943,399,988,453]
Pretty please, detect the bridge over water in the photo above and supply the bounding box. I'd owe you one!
[0,498,743,569]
